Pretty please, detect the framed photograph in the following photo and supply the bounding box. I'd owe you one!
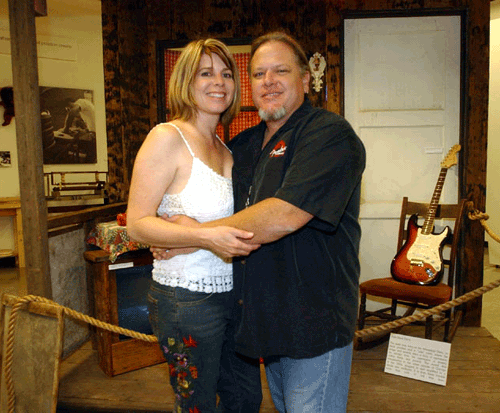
[0,151,11,167]
[39,87,97,164]
[156,39,259,142]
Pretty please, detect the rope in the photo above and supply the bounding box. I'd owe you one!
[468,209,500,243]
[3,204,500,411]
[355,276,500,338]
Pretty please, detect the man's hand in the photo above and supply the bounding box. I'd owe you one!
[152,214,260,260]
[150,215,200,260]
[202,226,260,259]
[150,246,197,260]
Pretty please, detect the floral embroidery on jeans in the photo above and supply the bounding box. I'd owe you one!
[163,335,199,411]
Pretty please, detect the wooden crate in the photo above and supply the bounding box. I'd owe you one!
[84,249,165,376]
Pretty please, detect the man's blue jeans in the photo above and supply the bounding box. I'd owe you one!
[217,319,263,412]
[148,280,239,412]
[264,342,353,413]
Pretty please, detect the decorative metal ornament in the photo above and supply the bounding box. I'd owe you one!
[309,52,326,93]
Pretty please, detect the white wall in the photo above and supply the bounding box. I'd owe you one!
[0,1,107,250]
[487,1,500,264]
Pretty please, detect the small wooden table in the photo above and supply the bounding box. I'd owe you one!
[84,248,166,376]
[0,197,25,267]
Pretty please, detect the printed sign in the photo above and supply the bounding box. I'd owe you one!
[384,333,451,386]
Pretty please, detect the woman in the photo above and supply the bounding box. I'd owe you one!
[127,39,259,412]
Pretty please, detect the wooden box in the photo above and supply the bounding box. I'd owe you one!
[84,249,165,376]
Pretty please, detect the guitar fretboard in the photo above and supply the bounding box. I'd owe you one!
[422,168,448,235]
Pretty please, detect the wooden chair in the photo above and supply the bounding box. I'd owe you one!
[357,197,467,344]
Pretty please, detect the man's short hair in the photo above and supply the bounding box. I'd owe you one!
[248,32,310,76]
[168,38,241,127]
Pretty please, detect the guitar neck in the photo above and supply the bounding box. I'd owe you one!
[422,167,448,235]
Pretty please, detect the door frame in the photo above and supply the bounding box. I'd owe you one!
[340,8,482,325]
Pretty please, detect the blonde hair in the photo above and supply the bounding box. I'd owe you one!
[168,38,241,126]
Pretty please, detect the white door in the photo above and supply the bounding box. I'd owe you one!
[344,16,461,287]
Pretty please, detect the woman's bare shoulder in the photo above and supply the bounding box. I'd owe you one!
[140,122,185,153]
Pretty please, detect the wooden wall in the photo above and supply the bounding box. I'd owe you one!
[101,0,490,325]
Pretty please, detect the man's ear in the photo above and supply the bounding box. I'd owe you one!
[302,71,311,94]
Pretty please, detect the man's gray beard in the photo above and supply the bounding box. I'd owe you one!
[258,106,287,122]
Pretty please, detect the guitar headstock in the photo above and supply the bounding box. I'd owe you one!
[441,144,461,169]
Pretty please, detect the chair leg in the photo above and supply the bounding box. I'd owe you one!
[391,299,397,316]
[443,309,451,342]
[358,293,367,330]
[425,316,433,339]
[446,308,463,343]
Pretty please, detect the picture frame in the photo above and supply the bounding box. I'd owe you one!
[39,87,97,164]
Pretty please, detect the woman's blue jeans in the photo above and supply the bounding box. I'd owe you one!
[147,280,235,412]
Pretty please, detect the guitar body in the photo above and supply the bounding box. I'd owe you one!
[390,214,450,285]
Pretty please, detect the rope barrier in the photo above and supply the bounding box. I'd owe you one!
[3,203,500,411]
[354,277,500,338]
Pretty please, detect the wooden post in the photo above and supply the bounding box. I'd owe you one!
[0,294,64,413]
[8,0,52,298]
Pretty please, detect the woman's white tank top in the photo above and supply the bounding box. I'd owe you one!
[152,123,234,293]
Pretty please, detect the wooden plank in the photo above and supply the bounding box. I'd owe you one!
[58,344,277,412]
[0,198,21,209]
[7,0,51,297]
[47,202,127,230]
[347,392,500,413]
[57,326,500,413]
[0,295,64,413]
[109,339,165,376]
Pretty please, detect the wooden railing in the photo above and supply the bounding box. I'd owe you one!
[47,202,127,237]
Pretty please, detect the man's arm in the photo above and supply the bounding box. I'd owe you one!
[152,197,312,260]
[202,197,313,244]
[63,105,80,133]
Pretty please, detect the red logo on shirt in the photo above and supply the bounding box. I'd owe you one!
[270,140,287,157]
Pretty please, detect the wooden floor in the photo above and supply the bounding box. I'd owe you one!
[56,325,500,413]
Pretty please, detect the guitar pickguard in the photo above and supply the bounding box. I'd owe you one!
[405,228,448,274]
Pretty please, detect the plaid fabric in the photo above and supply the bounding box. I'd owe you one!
[164,50,182,107]
[229,111,260,140]
[233,52,252,107]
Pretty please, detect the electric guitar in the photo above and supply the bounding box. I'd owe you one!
[390,144,461,286]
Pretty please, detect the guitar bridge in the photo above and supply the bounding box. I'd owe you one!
[410,259,424,267]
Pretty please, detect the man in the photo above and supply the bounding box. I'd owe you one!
[58,97,97,163]
[159,32,365,412]
[63,97,96,134]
